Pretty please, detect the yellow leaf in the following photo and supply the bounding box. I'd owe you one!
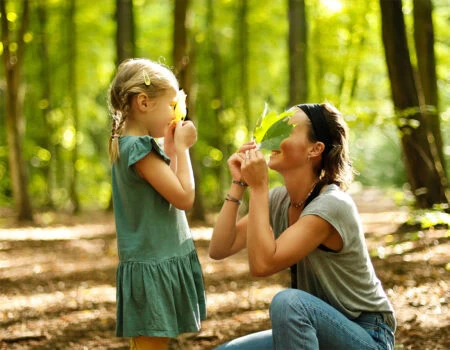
[173,89,187,122]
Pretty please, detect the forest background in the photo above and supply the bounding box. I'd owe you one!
[1,0,450,221]
[0,0,449,349]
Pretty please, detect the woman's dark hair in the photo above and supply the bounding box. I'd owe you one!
[306,102,353,191]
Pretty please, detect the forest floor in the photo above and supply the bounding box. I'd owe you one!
[0,187,449,350]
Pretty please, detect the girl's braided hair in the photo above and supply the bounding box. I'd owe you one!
[107,58,179,163]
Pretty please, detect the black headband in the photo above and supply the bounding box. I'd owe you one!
[297,103,331,153]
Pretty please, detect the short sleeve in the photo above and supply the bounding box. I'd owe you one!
[301,187,359,249]
[127,136,170,167]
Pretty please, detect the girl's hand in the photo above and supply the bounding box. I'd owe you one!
[174,121,197,151]
[228,141,257,182]
[164,122,177,157]
[241,148,268,189]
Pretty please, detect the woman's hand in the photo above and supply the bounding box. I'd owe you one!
[241,148,268,189]
[228,141,257,182]
[174,121,197,151]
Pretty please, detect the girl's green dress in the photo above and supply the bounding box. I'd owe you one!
[112,135,206,338]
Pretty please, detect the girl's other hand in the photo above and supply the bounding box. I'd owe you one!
[164,122,177,157]
[174,121,197,151]
[228,141,257,183]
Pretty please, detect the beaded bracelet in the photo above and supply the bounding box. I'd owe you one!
[232,180,248,187]
[225,193,242,205]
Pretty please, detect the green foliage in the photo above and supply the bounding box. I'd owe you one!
[406,210,450,230]
[0,0,449,214]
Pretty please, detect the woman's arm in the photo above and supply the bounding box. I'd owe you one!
[209,142,256,260]
[247,193,336,276]
[209,182,248,260]
[242,149,339,277]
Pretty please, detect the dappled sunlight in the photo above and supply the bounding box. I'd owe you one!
[0,285,115,315]
[0,222,115,241]
[320,0,343,14]
[206,283,285,313]
[389,281,449,329]
[0,256,116,282]
[0,189,449,348]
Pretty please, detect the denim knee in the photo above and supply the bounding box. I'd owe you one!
[270,289,310,323]
[271,289,310,310]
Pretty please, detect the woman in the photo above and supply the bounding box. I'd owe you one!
[209,103,396,349]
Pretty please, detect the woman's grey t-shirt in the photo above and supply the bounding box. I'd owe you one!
[269,184,396,331]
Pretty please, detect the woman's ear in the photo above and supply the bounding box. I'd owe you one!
[310,142,325,157]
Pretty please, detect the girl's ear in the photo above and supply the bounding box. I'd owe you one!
[135,93,154,112]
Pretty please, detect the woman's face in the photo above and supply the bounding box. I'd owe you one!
[268,107,314,172]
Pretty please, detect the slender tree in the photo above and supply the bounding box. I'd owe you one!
[0,0,33,221]
[380,0,448,208]
[36,0,55,209]
[288,0,308,106]
[116,0,135,64]
[236,0,251,133]
[67,0,80,212]
[206,0,228,197]
[107,0,136,212]
[413,0,449,202]
[173,0,205,221]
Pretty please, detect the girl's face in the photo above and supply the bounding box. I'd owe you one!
[268,107,314,172]
[146,88,178,137]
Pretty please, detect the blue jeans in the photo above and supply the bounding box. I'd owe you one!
[216,289,395,350]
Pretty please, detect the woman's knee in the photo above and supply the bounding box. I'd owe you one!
[270,289,311,321]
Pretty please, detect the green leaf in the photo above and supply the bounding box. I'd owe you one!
[259,118,294,150]
[253,105,295,151]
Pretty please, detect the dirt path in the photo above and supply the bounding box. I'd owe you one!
[0,188,448,349]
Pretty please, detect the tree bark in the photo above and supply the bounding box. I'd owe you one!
[67,0,80,212]
[379,0,448,208]
[37,0,55,209]
[413,0,449,202]
[206,0,228,199]
[0,0,33,221]
[236,0,251,133]
[288,0,308,106]
[173,0,205,221]
[108,0,136,212]
[116,0,135,64]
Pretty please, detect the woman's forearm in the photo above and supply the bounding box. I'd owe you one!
[247,187,276,276]
[209,184,246,259]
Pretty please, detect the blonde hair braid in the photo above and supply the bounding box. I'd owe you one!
[107,58,179,163]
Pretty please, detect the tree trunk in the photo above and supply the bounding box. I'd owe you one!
[37,0,55,209]
[288,0,308,106]
[379,0,448,208]
[0,0,33,222]
[413,0,449,201]
[107,0,136,212]
[173,0,205,221]
[206,0,228,199]
[67,0,80,212]
[116,0,135,64]
[236,0,251,133]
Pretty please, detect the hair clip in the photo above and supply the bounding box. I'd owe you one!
[143,70,151,86]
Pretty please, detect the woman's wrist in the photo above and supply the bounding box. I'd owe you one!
[232,179,248,187]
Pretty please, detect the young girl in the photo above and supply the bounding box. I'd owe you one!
[108,58,206,350]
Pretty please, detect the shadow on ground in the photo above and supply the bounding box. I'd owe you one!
[0,188,448,349]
